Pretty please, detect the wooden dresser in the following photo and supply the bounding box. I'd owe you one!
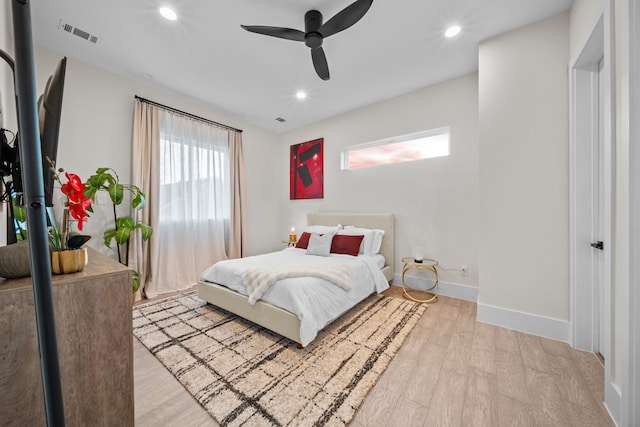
[0,249,134,426]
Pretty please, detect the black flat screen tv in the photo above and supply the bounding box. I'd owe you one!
[12,56,67,207]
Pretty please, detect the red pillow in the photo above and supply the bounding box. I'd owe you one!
[295,232,312,249]
[330,234,364,256]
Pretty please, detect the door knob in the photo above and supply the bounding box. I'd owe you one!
[590,241,604,250]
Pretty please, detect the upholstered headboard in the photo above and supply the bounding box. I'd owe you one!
[307,213,394,282]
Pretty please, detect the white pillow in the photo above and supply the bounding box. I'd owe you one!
[306,232,334,257]
[342,226,385,256]
[304,224,342,234]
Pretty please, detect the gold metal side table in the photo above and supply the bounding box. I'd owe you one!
[401,257,439,304]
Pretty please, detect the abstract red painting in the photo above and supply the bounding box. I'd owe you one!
[290,138,323,200]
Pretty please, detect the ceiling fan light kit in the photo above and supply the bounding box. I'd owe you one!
[241,0,373,81]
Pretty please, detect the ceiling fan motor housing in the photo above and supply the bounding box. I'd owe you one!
[304,10,323,48]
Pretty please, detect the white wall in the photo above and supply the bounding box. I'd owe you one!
[477,13,570,329]
[570,0,608,53]
[278,73,479,295]
[31,46,281,259]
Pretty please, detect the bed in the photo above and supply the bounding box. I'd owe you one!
[197,213,394,347]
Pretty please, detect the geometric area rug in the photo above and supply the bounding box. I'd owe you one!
[133,291,426,426]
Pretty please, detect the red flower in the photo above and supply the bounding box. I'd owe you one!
[68,195,92,229]
[69,203,89,231]
[61,172,87,203]
[46,158,94,250]
[59,172,92,231]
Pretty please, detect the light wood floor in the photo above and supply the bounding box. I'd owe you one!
[134,288,614,426]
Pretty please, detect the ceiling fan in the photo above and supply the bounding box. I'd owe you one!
[240,0,373,81]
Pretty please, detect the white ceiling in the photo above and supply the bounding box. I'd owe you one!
[31,0,573,133]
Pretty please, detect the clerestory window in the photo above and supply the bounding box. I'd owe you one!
[342,127,450,169]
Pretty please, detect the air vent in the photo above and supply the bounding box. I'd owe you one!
[72,27,90,40]
[275,117,286,122]
[58,20,99,44]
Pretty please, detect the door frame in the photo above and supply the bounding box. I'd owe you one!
[569,0,619,416]
[627,0,639,425]
[569,8,613,355]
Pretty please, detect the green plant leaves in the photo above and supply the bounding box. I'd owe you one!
[135,224,153,241]
[109,183,124,205]
[85,166,154,293]
[49,224,63,251]
[132,189,146,209]
[103,217,145,246]
[83,186,98,200]
[13,204,26,223]
[114,227,132,245]
[103,228,117,247]
[114,217,135,244]
[132,270,140,293]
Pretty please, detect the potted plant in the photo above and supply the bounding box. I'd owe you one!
[47,158,92,274]
[83,167,153,297]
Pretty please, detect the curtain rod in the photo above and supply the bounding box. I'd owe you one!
[134,95,242,133]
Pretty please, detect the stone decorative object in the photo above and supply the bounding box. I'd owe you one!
[0,241,31,279]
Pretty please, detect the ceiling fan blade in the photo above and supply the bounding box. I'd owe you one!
[319,0,373,38]
[311,47,330,81]
[240,25,305,42]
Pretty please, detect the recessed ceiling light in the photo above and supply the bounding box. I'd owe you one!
[445,25,461,38]
[159,7,177,21]
[296,91,307,100]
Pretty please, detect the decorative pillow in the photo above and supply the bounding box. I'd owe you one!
[342,226,385,256]
[306,232,334,257]
[295,232,312,249]
[330,234,364,256]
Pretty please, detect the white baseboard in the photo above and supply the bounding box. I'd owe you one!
[476,300,570,343]
[604,381,621,427]
[393,274,571,343]
[391,274,478,302]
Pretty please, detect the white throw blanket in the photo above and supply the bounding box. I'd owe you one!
[242,264,352,305]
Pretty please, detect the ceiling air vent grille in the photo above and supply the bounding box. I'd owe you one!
[58,20,99,44]
[72,27,90,40]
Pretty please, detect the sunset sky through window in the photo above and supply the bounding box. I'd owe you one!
[346,132,449,169]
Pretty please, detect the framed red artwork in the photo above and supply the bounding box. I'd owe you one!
[290,138,323,200]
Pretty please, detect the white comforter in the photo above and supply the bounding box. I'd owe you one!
[199,247,390,346]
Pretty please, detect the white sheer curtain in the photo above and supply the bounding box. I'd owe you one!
[151,109,232,294]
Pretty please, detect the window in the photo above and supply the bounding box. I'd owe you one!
[342,127,450,169]
[156,109,232,280]
[159,135,230,221]
[158,114,231,223]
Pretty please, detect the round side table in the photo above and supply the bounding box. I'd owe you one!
[401,257,439,304]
